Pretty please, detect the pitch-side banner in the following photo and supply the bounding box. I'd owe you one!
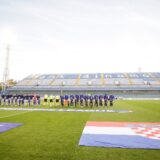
[79,121,160,149]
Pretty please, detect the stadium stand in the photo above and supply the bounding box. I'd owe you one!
[7,72,160,98]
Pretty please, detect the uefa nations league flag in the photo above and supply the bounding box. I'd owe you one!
[0,123,22,133]
[79,121,160,149]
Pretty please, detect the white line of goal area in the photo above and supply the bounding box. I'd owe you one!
[0,107,133,113]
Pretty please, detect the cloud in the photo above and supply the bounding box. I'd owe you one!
[0,0,160,81]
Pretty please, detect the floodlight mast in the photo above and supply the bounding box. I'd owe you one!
[2,44,10,92]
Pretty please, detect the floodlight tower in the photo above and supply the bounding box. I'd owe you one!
[1,28,16,92]
[2,44,10,92]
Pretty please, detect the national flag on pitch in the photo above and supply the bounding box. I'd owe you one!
[79,121,160,149]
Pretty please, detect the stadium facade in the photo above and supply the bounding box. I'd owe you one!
[7,72,160,98]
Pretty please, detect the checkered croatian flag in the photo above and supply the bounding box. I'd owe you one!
[79,122,160,149]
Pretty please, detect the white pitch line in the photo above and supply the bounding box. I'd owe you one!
[0,107,133,113]
[0,111,32,119]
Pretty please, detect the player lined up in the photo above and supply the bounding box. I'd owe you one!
[43,94,115,108]
[0,94,115,107]
[0,95,40,106]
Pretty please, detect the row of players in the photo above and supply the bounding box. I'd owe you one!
[0,94,115,107]
[43,94,115,107]
[0,95,40,106]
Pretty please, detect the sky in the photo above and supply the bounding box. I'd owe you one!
[0,0,160,81]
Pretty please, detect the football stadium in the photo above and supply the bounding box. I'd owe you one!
[0,75,160,160]
[0,0,160,160]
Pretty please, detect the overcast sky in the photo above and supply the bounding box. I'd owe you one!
[0,0,160,81]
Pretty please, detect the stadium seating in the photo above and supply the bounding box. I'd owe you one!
[11,72,160,87]
[7,72,160,98]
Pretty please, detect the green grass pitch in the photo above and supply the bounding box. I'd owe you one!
[0,100,160,160]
